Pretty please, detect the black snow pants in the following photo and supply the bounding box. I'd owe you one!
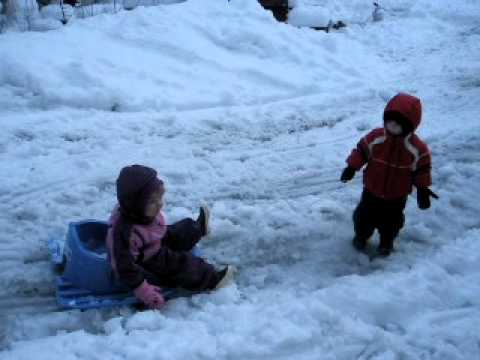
[142,218,219,291]
[353,190,407,248]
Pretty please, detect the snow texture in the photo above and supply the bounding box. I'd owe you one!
[1,0,480,359]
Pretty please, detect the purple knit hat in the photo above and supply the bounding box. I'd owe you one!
[116,165,164,223]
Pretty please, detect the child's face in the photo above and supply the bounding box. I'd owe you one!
[144,190,164,218]
[385,119,403,136]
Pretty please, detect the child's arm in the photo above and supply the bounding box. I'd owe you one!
[413,144,435,210]
[347,128,384,170]
[113,230,145,289]
[113,232,165,309]
[341,129,385,182]
[413,147,432,189]
[347,139,369,171]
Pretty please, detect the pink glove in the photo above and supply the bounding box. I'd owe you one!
[134,280,165,310]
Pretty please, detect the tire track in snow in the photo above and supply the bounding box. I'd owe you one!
[0,131,352,210]
[0,85,368,209]
[0,293,58,317]
[0,120,355,205]
[0,178,78,205]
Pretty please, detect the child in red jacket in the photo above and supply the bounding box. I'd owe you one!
[341,93,438,256]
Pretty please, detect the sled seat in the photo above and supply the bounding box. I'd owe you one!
[61,220,123,294]
[50,220,192,310]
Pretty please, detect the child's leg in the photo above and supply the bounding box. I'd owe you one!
[377,197,407,251]
[143,247,220,291]
[352,190,377,245]
[163,218,202,252]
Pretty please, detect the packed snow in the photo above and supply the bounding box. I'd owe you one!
[0,0,480,359]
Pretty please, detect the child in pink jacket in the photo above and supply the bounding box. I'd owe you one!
[106,165,234,309]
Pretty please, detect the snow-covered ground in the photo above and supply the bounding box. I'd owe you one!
[1,0,480,358]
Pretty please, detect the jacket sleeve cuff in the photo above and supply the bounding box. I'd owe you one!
[134,279,148,293]
[414,175,432,189]
[347,158,362,171]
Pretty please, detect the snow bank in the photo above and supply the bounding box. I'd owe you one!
[0,0,388,113]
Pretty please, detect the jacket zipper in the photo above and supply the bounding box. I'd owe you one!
[382,136,399,197]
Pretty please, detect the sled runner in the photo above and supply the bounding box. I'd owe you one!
[48,220,195,310]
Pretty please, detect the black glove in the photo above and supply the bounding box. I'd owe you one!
[417,188,439,210]
[341,167,356,183]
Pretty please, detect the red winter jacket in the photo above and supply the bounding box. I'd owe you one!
[347,93,432,200]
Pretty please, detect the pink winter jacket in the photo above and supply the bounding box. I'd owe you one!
[106,206,167,284]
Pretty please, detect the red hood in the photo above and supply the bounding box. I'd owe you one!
[384,93,422,130]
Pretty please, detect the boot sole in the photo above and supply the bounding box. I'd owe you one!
[201,205,210,236]
[214,265,235,290]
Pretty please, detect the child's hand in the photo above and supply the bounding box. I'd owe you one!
[341,167,356,183]
[417,188,439,210]
[134,280,166,310]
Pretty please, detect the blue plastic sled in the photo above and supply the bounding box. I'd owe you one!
[49,220,193,311]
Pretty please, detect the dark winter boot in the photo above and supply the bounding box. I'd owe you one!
[352,236,368,251]
[377,236,394,257]
[377,246,392,257]
[196,205,210,237]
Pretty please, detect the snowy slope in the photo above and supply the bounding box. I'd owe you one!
[1,0,480,359]
[0,1,385,112]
